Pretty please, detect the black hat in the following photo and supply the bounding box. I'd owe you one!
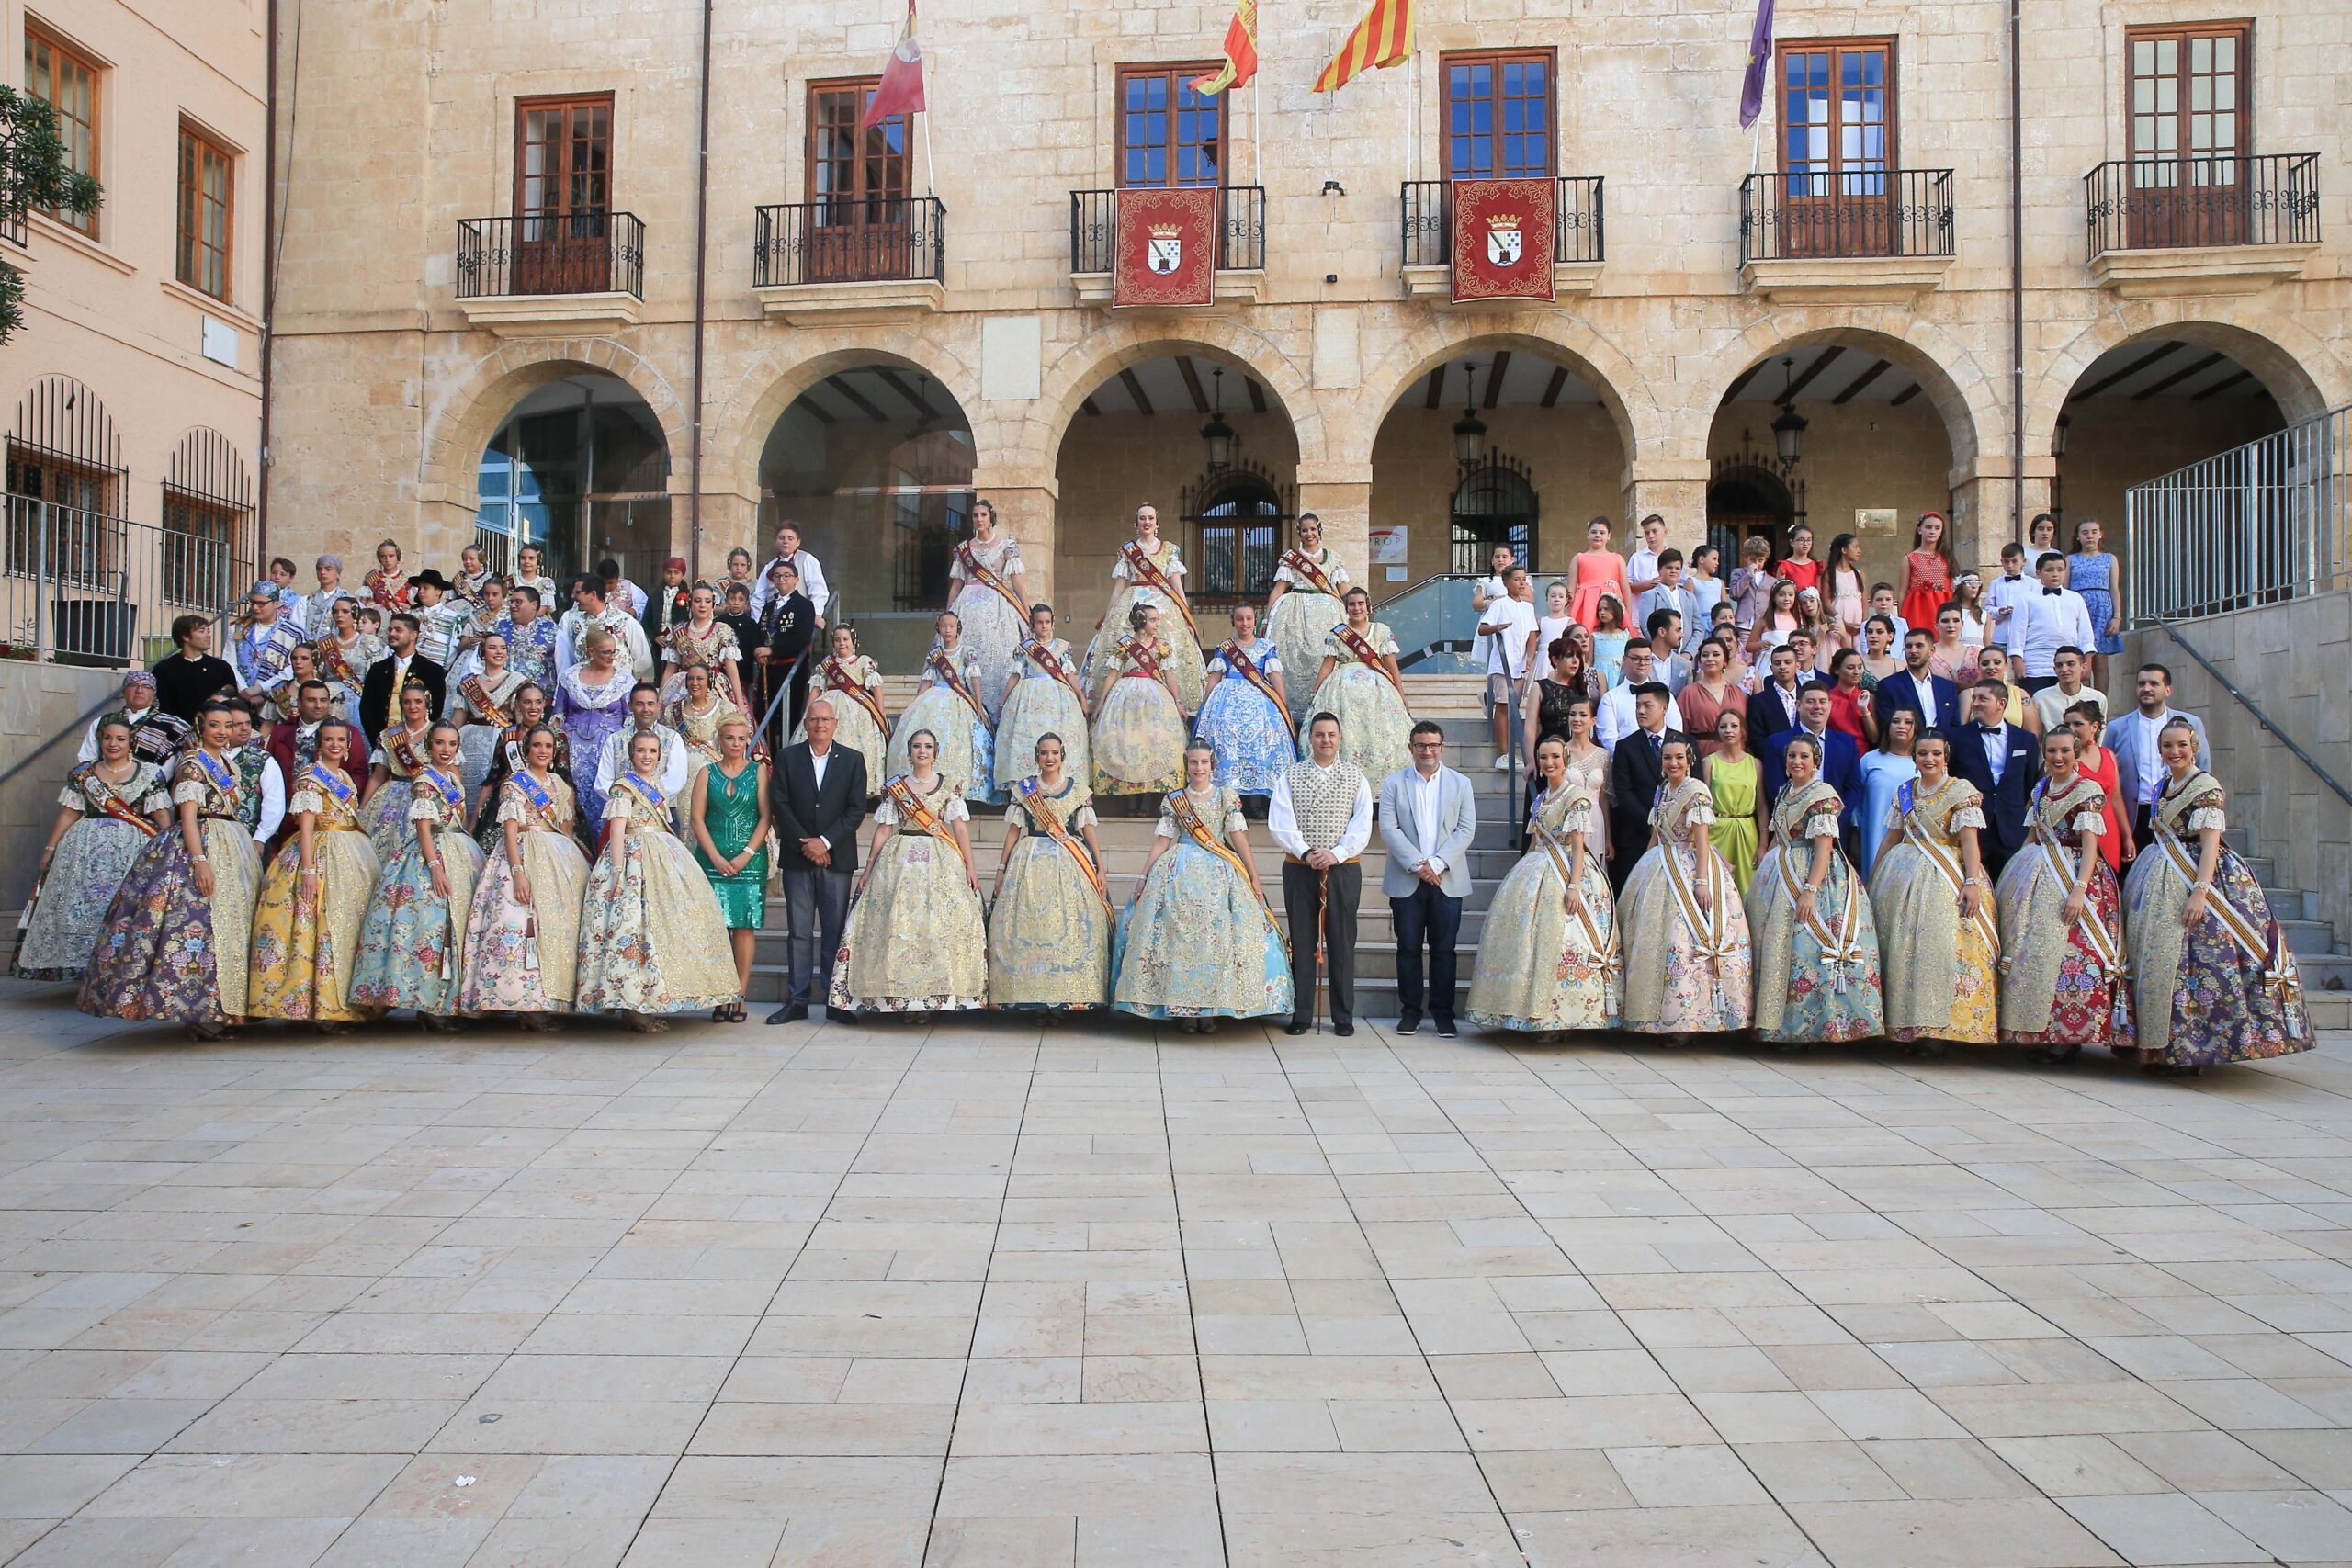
[410,569,454,592]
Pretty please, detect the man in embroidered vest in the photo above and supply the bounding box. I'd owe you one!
[1269,713,1373,1036]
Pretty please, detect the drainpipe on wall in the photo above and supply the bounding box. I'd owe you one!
[257,0,278,564]
[2008,0,2026,550]
[686,0,715,580]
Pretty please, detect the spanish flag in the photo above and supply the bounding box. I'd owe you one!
[1192,0,1259,96]
[1313,0,1415,94]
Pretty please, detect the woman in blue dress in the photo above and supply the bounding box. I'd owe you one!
[2066,516,2124,690]
[1193,601,1294,796]
[1853,708,1921,880]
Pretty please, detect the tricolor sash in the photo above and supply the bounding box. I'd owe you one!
[885,775,973,878]
[1530,795,1618,980]
[956,541,1031,626]
[821,657,890,733]
[1218,642,1284,713]
[73,763,161,837]
[1900,785,2000,956]
[1166,789,1286,952]
[1018,779,1109,905]
[461,674,512,728]
[1335,624,1408,701]
[1279,547,1340,598]
[1772,805,1869,992]
[1120,541,1200,637]
[928,650,989,726]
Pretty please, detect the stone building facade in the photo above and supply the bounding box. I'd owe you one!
[260,0,2349,642]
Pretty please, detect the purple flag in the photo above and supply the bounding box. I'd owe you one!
[1738,0,1776,129]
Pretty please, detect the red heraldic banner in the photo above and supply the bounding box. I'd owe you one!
[1113,186,1218,309]
[1450,176,1556,304]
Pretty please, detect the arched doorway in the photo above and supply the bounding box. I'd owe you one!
[1451,456,1538,573]
[475,372,670,587]
[1706,450,1798,566]
[1182,459,1293,607]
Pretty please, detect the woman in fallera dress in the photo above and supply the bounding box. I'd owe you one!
[1995,728,2135,1060]
[800,624,890,785]
[1113,742,1292,1032]
[79,702,265,1039]
[1091,602,1190,795]
[1467,728,1623,1037]
[1869,729,1999,1055]
[996,604,1091,793]
[1263,513,1350,722]
[362,538,413,611]
[1082,502,1206,713]
[363,682,438,865]
[450,631,526,804]
[831,730,989,1014]
[1620,737,1753,1039]
[13,721,169,981]
[351,723,482,1031]
[558,628,635,834]
[2123,719,2312,1072]
[458,725,592,1030]
[316,596,374,716]
[472,682,574,848]
[888,611,995,803]
[1300,587,1411,784]
[247,721,383,1032]
[1747,733,1884,1048]
[946,498,1032,716]
[1194,601,1294,797]
[660,584,748,711]
[690,714,769,1022]
[264,644,325,728]
[989,734,1113,1011]
[666,662,730,795]
[574,730,744,1032]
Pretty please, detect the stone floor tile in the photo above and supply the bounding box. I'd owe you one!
[0,1450,144,1517]
[1984,1436,2171,1498]
[1606,1443,1772,1507]
[1787,1497,2123,1567]
[2058,1493,2265,1565]
[1734,1440,1908,1504]
[311,1517,495,1568]
[80,1452,403,1518]
[946,1400,1205,1456]
[1510,1502,1830,1567]
[2188,1487,2352,1560]
[1223,1509,1523,1566]
[465,1515,637,1568]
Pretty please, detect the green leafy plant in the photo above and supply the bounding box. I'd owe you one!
[0,85,105,344]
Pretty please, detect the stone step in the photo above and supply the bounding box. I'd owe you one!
[2278,919,2335,958]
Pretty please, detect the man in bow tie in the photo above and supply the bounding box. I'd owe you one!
[2009,551,2095,694]
[1951,678,2041,875]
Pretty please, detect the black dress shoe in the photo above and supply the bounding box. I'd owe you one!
[1435,1019,1458,1038]
[1333,1022,1355,1037]
[766,1003,809,1025]
[1283,1021,1311,1035]
[1396,1012,1422,1035]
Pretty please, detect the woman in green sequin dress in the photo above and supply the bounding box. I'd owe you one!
[690,712,770,1021]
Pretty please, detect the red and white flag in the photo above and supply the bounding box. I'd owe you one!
[860,0,926,130]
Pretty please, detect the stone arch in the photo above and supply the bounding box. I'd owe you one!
[1351,320,1655,472]
[1023,319,1316,473]
[707,333,984,508]
[2029,309,2345,459]
[417,338,686,511]
[1692,315,1999,483]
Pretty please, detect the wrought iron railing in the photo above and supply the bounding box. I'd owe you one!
[2085,153,2320,254]
[3,495,250,666]
[754,197,944,288]
[1398,177,1606,268]
[2126,403,2348,624]
[0,197,25,250]
[1739,168,1954,264]
[1069,186,1266,275]
[455,211,646,299]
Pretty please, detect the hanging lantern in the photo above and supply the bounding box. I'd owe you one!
[1770,356,1807,468]
[1453,361,1488,468]
[1201,367,1236,471]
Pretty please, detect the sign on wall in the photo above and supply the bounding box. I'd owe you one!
[1113,187,1218,309]
[1853,507,1899,535]
[1371,525,1408,564]
[1450,177,1556,305]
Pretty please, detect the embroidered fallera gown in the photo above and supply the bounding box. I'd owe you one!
[1267,547,1350,722]
[364,721,435,865]
[994,637,1091,793]
[661,618,746,708]
[1194,637,1295,795]
[350,764,484,1018]
[451,669,528,806]
[796,653,889,789]
[948,535,1029,716]
[1081,538,1206,713]
[1466,784,1623,1033]
[829,773,989,1013]
[989,779,1113,1010]
[1299,622,1411,784]
[1747,778,1884,1043]
[1996,773,2134,1050]
[1619,776,1753,1033]
[888,647,996,803]
[458,773,592,1014]
[2122,769,2312,1067]
[1113,784,1292,1021]
[1870,775,1999,1046]
[1092,635,1188,795]
[13,761,166,982]
[574,773,743,1017]
[247,763,384,1023]
[558,666,635,834]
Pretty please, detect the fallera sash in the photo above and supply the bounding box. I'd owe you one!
[886,775,973,878]
[193,748,240,812]
[2005,779,2128,1022]
[1900,784,2000,955]
[821,656,890,733]
[1218,642,1284,713]
[1021,638,1080,692]
[461,674,511,728]
[1115,635,1165,682]
[928,650,989,726]
[1018,779,1109,904]
[384,723,428,776]
[1335,623,1408,702]
[1772,804,1869,992]
[1166,788,1287,953]
[73,763,160,837]
[1121,540,1200,637]
[1659,794,1738,977]
[1530,795,1618,980]
[957,541,1031,626]
[302,763,356,809]
[1280,547,1339,598]
[511,769,565,833]
[419,765,466,813]
[2154,821,2304,1032]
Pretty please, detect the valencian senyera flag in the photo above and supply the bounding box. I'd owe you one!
[1314,0,1415,95]
[1738,0,1776,129]
[1192,0,1260,96]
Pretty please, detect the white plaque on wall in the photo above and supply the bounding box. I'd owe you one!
[1853,507,1898,535]
[200,317,240,368]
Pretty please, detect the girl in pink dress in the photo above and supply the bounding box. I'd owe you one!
[1898,512,1957,635]
[1565,517,1633,632]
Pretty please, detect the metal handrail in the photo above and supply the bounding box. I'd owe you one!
[2150,615,2352,811]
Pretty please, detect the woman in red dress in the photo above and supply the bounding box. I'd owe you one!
[2061,702,2133,874]
[1897,512,1956,635]
[1565,516,1634,632]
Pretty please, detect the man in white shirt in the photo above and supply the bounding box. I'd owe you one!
[1984,539,2032,650]
[1378,722,1478,1037]
[1476,564,1538,770]
[2009,550,2096,689]
[597,558,648,619]
[1269,715,1374,1037]
[592,682,692,822]
[1624,513,1669,601]
[557,576,657,682]
[1636,548,1701,657]
[2104,661,2211,852]
[1594,641,1657,750]
[2030,646,2108,734]
[1644,608,1691,695]
[749,522,831,624]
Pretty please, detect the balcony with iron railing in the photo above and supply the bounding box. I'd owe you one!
[1397,176,1604,302]
[2084,153,2321,297]
[453,210,647,335]
[752,196,946,321]
[1069,186,1266,306]
[1736,168,1955,301]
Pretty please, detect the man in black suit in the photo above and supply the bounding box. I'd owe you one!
[1874,627,1962,735]
[757,559,818,741]
[1744,645,1805,745]
[357,612,447,739]
[1608,682,1686,893]
[768,696,868,1023]
[642,556,693,646]
[1951,677,2041,877]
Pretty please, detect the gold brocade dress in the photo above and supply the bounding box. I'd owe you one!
[830,774,989,1012]
[989,779,1112,1010]
[247,765,384,1022]
[1747,780,1883,1043]
[1869,776,1999,1045]
[574,774,743,1016]
[1298,623,1412,784]
[1091,636,1188,795]
[797,653,888,786]
[1081,538,1206,712]
[1995,774,2134,1049]
[459,773,593,1012]
[1620,777,1753,1033]
[1465,784,1623,1032]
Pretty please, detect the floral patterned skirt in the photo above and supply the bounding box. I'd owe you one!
[1268,592,1344,722]
[1299,666,1410,785]
[360,779,415,866]
[1112,842,1292,1020]
[458,830,590,1012]
[576,831,743,1015]
[14,817,153,981]
[1747,847,1883,1043]
[78,818,260,1026]
[1619,844,1753,1034]
[350,830,485,1016]
[830,832,988,1012]
[1998,854,2134,1049]
[1467,853,1623,1032]
[988,836,1112,1010]
[247,828,383,1022]
[1194,682,1295,796]
[2126,846,2312,1066]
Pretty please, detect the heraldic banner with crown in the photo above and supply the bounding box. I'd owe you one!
[1449,176,1556,304]
[1113,186,1219,309]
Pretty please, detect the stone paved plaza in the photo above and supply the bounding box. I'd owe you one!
[0,983,2349,1567]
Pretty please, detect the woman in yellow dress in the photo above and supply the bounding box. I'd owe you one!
[1299,587,1412,783]
[1869,729,1998,1055]
[1466,730,1623,1037]
[831,729,989,1014]
[1702,707,1762,896]
[1091,603,1189,795]
[1081,502,1206,712]
[574,730,744,1032]
[458,726,592,1029]
[247,721,383,1032]
[798,623,888,788]
[989,733,1112,1011]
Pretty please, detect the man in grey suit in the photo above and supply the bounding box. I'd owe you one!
[1378,721,1480,1037]
[767,698,868,1023]
[2103,661,2210,860]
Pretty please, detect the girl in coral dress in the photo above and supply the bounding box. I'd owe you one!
[1565,517,1634,632]
[1898,512,1957,636]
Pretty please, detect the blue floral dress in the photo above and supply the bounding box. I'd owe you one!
[1193,637,1295,795]
[2066,551,2122,655]
[1113,786,1292,1021]
[1747,779,1884,1043]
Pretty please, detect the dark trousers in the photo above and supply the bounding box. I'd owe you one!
[783,864,852,1006]
[1606,812,1648,895]
[2018,674,2058,694]
[1389,882,1464,1025]
[1283,859,1361,1029]
[2129,802,2154,861]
